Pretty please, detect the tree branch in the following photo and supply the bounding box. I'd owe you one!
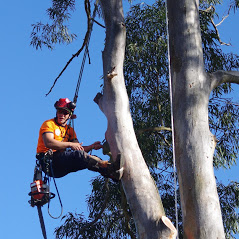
[210,17,231,46]
[136,127,172,147]
[210,70,239,90]
[216,4,232,27]
[200,5,231,46]
[45,0,92,96]
[92,18,105,28]
[137,126,172,134]
[199,5,215,13]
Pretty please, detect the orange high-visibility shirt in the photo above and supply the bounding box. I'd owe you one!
[36,118,77,153]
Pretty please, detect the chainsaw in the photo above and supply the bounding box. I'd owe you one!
[28,160,55,239]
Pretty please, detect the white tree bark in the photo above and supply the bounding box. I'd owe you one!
[210,70,239,89]
[94,0,177,238]
[167,0,228,238]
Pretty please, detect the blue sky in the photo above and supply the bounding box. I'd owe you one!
[0,0,239,239]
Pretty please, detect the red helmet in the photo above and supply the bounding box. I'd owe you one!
[54,98,76,114]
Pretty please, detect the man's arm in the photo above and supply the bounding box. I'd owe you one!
[83,141,103,153]
[43,132,84,151]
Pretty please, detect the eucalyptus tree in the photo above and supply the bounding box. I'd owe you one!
[166,0,239,238]
[90,0,177,237]
[31,0,239,238]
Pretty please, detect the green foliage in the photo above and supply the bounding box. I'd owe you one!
[55,178,136,238]
[30,0,76,49]
[209,97,239,169]
[218,181,239,239]
[124,1,172,172]
[200,4,239,73]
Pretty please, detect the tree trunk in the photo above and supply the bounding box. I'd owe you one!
[167,0,225,238]
[95,0,177,238]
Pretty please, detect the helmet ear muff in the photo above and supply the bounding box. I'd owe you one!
[68,102,76,111]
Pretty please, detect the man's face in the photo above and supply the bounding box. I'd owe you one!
[56,109,70,125]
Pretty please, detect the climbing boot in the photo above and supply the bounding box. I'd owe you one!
[87,155,110,170]
[99,154,123,182]
[87,155,123,182]
[107,154,124,182]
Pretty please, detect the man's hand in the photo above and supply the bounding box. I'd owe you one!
[71,141,103,153]
[91,141,103,150]
[69,142,84,151]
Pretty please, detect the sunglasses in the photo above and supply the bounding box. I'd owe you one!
[57,109,70,115]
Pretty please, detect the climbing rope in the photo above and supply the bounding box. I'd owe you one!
[69,2,99,134]
[73,2,99,104]
[47,159,63,219]
[165,0,179,236]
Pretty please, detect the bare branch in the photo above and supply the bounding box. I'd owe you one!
[160,216,177,239]
[199,5,215,13]
[215,14,229,27]
[200,5,231,46]
[210,17,231,46]
[137,126,172,134]
[216,4,233,27]
[45,0,92,96]
[159,133,171,147]
[92,18,105,28]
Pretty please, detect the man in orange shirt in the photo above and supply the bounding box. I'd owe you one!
[36,98,119,181]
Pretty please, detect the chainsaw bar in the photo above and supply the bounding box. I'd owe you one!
[37,205,47,239]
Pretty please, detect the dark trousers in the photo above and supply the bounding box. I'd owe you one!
[39,150,90,178]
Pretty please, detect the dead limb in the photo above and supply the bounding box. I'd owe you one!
[210,17,231,46]
[200,5,231,46]
[45,0,92,96]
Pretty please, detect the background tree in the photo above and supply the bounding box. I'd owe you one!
[31,0,239,238]
[167,0,239,237]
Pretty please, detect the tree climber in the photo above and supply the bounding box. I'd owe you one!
[36,98,119,181]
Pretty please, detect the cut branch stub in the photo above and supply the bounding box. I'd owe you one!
[107,66,117,79]
[94,92,103,105]
[160,216,177,239]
